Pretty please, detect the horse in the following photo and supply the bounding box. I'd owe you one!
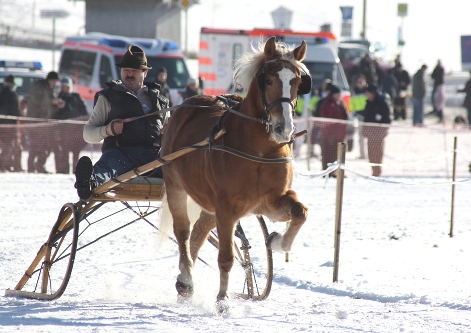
[160,36,310,307]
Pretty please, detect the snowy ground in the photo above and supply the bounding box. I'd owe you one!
[1,157,471,332]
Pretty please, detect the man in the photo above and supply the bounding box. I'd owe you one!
[411,64,428,126]
[359,84,391,177]
[0,75,23,172]
[181,78,203,100]
[348,74,369,158]
[27,71,64,173]
[51,76,88,174]
[74,45,169,200]
[392,63,410,120]
[431,59,445,111]
[155,66,172,107]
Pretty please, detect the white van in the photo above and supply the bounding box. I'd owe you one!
[59,32,191,112]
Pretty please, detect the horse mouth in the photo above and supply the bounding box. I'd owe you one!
[273,124,293,143]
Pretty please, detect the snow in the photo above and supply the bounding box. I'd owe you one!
[1,160,471,332]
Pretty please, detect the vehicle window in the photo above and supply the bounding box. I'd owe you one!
[0,75,43,97]
[232,43,243,68]
[99,55,113,87]
[303,62,349,92]
[59,50,96,87]
[116,56,191,90]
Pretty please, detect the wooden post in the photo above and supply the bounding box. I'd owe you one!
[333,142,346,283]
[450,136,457,238]
[306,119,311,171]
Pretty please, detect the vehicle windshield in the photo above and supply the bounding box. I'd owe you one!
[59,49,96,87]
[114,55,190,90]
[303,62,349,92]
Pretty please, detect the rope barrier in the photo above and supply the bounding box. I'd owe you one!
[294,161,471,186]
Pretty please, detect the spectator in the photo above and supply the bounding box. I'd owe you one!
[319,84,348,177]
[425,82,446,123]
[392,63,410,120]
[457,71,471,127]
[380,68,399,104]
[411,64,428,126]
[309,80,332,158]
[431,59,445,111]
[181,78,203,100]
[51,76,88,174]
[155,66,172,107]
[74,45,170,200]
[0,74,23,172]
[348,74,368,159]
[359,84,391,177]
[27,71,64,173]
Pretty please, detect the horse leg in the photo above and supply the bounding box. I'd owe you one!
[214,213,238,302]
[266,190,308,252]
[190,210,216,264]
[166,189,194,297]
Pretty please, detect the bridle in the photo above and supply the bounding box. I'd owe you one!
[255,58,312,131]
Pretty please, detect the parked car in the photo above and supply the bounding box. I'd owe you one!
[0,60,47,113]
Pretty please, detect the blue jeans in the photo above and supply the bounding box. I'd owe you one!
[412,98,424,125]
[93,147,162,185]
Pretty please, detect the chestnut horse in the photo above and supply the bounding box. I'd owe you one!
[160,37,310,306]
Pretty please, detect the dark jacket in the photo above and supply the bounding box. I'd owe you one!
[95,80,169,152]
[412,68,427,99]
[393,67,411,92]
[0,86,20,124]
[458,79,471,109]
[381,69,399,101]
[52,91,88,120]
[156,81,172,107]
[431,64,445,86]
[360,93,391,124]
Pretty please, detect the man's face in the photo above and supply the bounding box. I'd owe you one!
[121,68,147,92]
[48,79,59,90]
[61,84,70,93]
[157,72,167,82]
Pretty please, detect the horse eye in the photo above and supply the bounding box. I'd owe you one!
[265,79,273,86]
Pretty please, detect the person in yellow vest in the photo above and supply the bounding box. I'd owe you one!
[349,74,368,159]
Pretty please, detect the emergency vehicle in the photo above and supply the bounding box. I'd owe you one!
[58,32,191,112]
[0,60,46,113]
[198,27,350,108]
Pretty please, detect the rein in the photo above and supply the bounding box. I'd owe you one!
[116,96,268,126]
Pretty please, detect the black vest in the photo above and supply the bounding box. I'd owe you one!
[95,81,169,152]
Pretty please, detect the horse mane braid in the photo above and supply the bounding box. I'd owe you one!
[232,38,309,93]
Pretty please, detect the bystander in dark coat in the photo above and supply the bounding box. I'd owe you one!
[0,75,23,171]
[51,76,88,173]
[359,84,391,177]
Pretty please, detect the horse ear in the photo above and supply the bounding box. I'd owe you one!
[264,37,277,58]
[293,40,307,62]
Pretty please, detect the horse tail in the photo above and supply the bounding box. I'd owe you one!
[156,192,202,250]
[156,191,173,250]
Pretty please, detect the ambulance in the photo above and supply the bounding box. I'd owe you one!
[198,27,350,107]
[58,32,191,112]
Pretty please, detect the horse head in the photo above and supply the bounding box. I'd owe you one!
[256,37,310,143]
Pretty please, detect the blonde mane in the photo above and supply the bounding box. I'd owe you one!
[232,39,309,93]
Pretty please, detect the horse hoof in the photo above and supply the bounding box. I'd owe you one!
[175,280,194,298]
[215,297,230,316]
[266,232,283,252]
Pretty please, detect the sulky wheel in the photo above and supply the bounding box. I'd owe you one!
[207,215,273,301]
[16,203,80,300]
